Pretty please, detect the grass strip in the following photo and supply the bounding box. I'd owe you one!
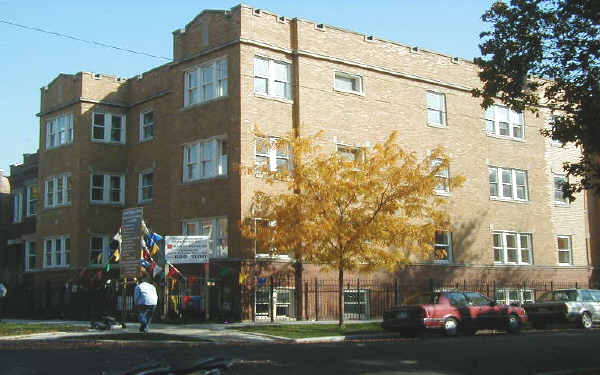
[233,322,384,339]
[0,323,87,337]
[65,332,211,342]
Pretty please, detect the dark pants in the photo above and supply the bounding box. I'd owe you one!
[137,305,156,332]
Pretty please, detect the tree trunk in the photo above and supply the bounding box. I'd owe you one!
[338,267,344,327]
[294,260,303,321]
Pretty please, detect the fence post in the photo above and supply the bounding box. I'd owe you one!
[493,280,496,301]
[252,277,256,322]
[576,282,579,289]
[270,276,274,323]
[357,278,361,321]
[486,281,490,298]
[315,278,319,321]
[304,281,309,321]
[394,279,398,306]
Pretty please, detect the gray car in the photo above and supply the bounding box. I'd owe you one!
[524,289,600,329]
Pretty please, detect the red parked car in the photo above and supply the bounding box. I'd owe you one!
[382,291,527,336]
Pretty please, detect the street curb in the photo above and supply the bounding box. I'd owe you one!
[234,331,403,343]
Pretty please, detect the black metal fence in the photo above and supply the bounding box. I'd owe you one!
[250,278,586,322]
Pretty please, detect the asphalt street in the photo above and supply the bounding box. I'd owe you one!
[2,329,599,375]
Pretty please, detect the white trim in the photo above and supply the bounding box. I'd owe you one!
[492,230,533,265]
[26,184,38,217]
[557,235,573,266]
[91,112,126,144]
[138,169,154,203]
[89,234,110,265]
[45,112,74,150]
[426,91,447,127]
[181,216,228,257]
[43,235,70,268]
[44,174,72,209]
[90,173,125,204]
[553,174,569,205]
[139,109,155,142]
[488,166,529,202]
[182,136,228,182]
[25,240,36,272]
[433,230,453,263]
[253,55,293,100]
[184,56,228,107]
[254,136,292,174]
[333,71,364,95]
[485,105,525,141]
[13,189,23,223]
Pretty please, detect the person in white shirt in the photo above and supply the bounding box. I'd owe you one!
[0,282,6,322]
[134,275,157,333]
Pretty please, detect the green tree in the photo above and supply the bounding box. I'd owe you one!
[473,0,600,199]
[241,132,463,326]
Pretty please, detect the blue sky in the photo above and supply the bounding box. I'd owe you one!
[0,0,494,174]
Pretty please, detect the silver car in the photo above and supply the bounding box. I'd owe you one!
[524,289,600,329]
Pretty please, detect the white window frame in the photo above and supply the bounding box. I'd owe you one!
[182,137,228,182]
[13,189,23,223]
[46,113,74,150]
[489,166,528,201]
[255,136,292,174]
[181,217,228,257]
[334,71,364,95]
[90,234,110,265]
[432,158,450,195]
[550,116,565,147]
[25,240,36,271]
[433,230,453,263]
[184,57,228,107]
[44,174,72,208]
[493,231,533,265]
[139,110,155,142]
[43,235,70,268]
[26,184,38,217]
[557,235,573,265]
[138,170,154,203]
[336,144,364,162]
[253,56,293,100]
[90,174,125,204]
[554,174,569,205]
[485,105,524,140]
[494,288,535,305]
[343,288,370,320]
[91,112,126,144]
[426,91,447,127]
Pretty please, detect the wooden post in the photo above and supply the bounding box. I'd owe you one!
[314,278,319,321]
[121,278,127,328]
[163,264,169,320]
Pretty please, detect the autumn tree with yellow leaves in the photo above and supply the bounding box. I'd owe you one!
[241,131,463,326]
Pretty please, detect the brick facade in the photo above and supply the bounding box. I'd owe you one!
[12,4,594,320]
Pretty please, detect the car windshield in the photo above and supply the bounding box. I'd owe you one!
[537,290,579,302]
[404,293,440,305]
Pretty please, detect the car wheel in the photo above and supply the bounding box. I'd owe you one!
[506,314,521,334]
[444,317,459,337]
[579,312,593,329]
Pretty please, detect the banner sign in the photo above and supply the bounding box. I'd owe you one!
[165,236,211,264]
[120,207,143,278]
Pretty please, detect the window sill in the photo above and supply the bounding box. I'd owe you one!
[493,262,533,266]
[139,136,155,144]
[490,197,530,204]
[181,95,229,111]
[554,202,570,207]
[138,199,153,205]
[253,93,293,104]
[46,143,73,152]
[90,201,124,206]
[180,175,228,185]
[91,140,126,146]
[557,263,574,267]
[427,122,447,129]
[435,191,451,197]
[486,133,526,143]
[42,266,71,270]
[44,204,72,211]
[333,88,365,97]
[255,254,292,260]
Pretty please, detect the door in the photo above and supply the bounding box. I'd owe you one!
[465,292,498,329]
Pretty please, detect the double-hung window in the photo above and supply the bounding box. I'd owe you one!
[90,235,110,265]
[489,167,528,201]
[26,185,38,216]
[45,174,72,208]
[43,235,70,268]
[13,189,23,223]
[427,91,446,126]
[139,110,155,142]
[554,175,568,205]
[493,231,533,265]
[432,159,450,194]
[485,105,524,140]
[182,217,228,257]
[433,230,452,263]
[138,171,153,203]
[25,240,36,271]
[183,138,228,182]
[334,72,363,95]
[92,112,126,143]
[255,137,292,174]
[46,113,74,149]
[336,144,363,162]
[254,57,292,100]
[557,235,573,265]
[90,174,124,204]
[184,58,228,107]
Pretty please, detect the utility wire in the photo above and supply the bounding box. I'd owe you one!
[0,19,172,61]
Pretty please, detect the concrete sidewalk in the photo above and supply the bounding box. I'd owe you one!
[0,318,385,343]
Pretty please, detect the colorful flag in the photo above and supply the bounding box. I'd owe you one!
[167,263,183,278]
[142,248,151,261]
[140,259,151,268]
[105,263,111,272]
[141,220,150,236]
[112,249,120,263]
[145,233,164,248]
[239,273,249,285]
[150,243,160,257]
[112,227,122,248]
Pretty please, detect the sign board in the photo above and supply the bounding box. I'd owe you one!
[120,207,143,278]
[165,236,210,264]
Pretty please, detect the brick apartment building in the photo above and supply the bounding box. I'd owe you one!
[9,4,596,320]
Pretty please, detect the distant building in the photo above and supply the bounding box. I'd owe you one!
[17,4,594,320]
